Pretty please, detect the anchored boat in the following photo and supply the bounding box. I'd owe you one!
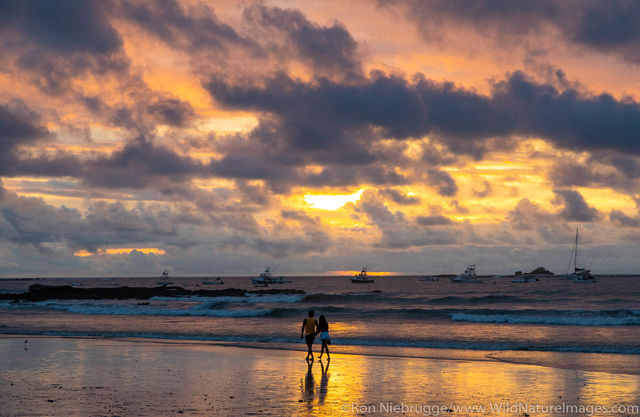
[450,264,481,283]
[251,267,291,286]
[351,267,374,283]
[559,229,597,283]
[157,268,173,286]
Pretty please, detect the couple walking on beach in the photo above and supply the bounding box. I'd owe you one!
[300,310,330,361]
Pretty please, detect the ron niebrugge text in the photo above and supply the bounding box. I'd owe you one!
[342,401,640,416]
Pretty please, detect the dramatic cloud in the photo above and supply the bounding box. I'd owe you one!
[118,0,257,53]
[0,100,48,153]
[415,215,453,226]
[554,189,601,222]
[206,71,640,160]
[2,1,640,275]
[402,0,640,63]
[508,198,558,230]
[244,5,362,76]
[378,189,421,205]
[0,0,121,55]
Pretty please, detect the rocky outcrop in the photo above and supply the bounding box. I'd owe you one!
[0,284,305,302]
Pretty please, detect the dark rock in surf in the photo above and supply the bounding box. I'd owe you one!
[0,284,305,301]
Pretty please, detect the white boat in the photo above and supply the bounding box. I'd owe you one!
[559,229,597,283]
[251,267,291,286]
[419,275,439,282]
[511,274,538,283]
[157,269,173,286]
[202,277,224,285]
[450,264,481,283]
[351,267,374,283]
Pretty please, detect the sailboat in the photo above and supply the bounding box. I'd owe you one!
[559,229,597,283]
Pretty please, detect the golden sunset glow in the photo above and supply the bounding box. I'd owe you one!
[0,0,638,276]
[74,248,166,257]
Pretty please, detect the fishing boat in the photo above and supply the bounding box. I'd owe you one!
[511,274,538,283]
[419,275,439,282]
[202,277,224,285]
[559,229,597,283]
[157,268,173,286]
[351,267,374,283]
[251,267,291,286]
[450,264,481,283]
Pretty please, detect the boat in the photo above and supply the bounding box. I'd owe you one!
[511,274,538,283]
[419,275,439,282]
[251,267,291,286]
[450,264,481,283]
[559,229,597,283]
[202,277,224,285]
[157,268,173,286]
[351,267,374,283]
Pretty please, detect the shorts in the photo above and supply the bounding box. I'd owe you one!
[320,331,330,340]
[305,334,316,345]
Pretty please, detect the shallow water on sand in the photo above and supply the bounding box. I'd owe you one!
[2,336,640,417]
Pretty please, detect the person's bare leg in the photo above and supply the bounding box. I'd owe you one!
[307,342,314,361]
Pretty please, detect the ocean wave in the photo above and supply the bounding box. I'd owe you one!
[0,299,351,318]
[0,300,274,317]
[451,310,640,326]
[303,291,382,303]
[425,295,557,305]
[150,293,307,304]
[3,298,640,326]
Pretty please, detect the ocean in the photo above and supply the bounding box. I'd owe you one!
[1,274,640,372]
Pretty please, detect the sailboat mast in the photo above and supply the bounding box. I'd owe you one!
[574,228,578,272]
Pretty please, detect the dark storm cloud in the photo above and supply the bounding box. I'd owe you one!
[426,169,458,196]
[281,210,320,225]
[147,97,195,127]
[206,70,640,161]
[402,0,640,63]
[118,0,259,53]
[554,189,601,222]
[378,189,421,205]
[205,119,408,191]
[0,0,121,55]
[0,100,48,153]
[0,100,54,177]
[415,215,453,226]
[610,210,640,228]
[244,5,362,76]
[84,137,203,188]
[548,157,637,192]
[0,0,129,95]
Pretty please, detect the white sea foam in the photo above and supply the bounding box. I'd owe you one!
[0,300,273,317]
[451,312,640,326]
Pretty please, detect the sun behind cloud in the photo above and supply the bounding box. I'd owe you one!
[304,189,365,210]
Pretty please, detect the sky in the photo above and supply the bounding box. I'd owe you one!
[1,0,640,277]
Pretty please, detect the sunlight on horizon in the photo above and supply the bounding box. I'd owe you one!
[74,248,166,257]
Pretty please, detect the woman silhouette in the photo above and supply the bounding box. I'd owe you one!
[317,315,330,360]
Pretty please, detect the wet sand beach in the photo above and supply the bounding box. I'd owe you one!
[2,335,640,416]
